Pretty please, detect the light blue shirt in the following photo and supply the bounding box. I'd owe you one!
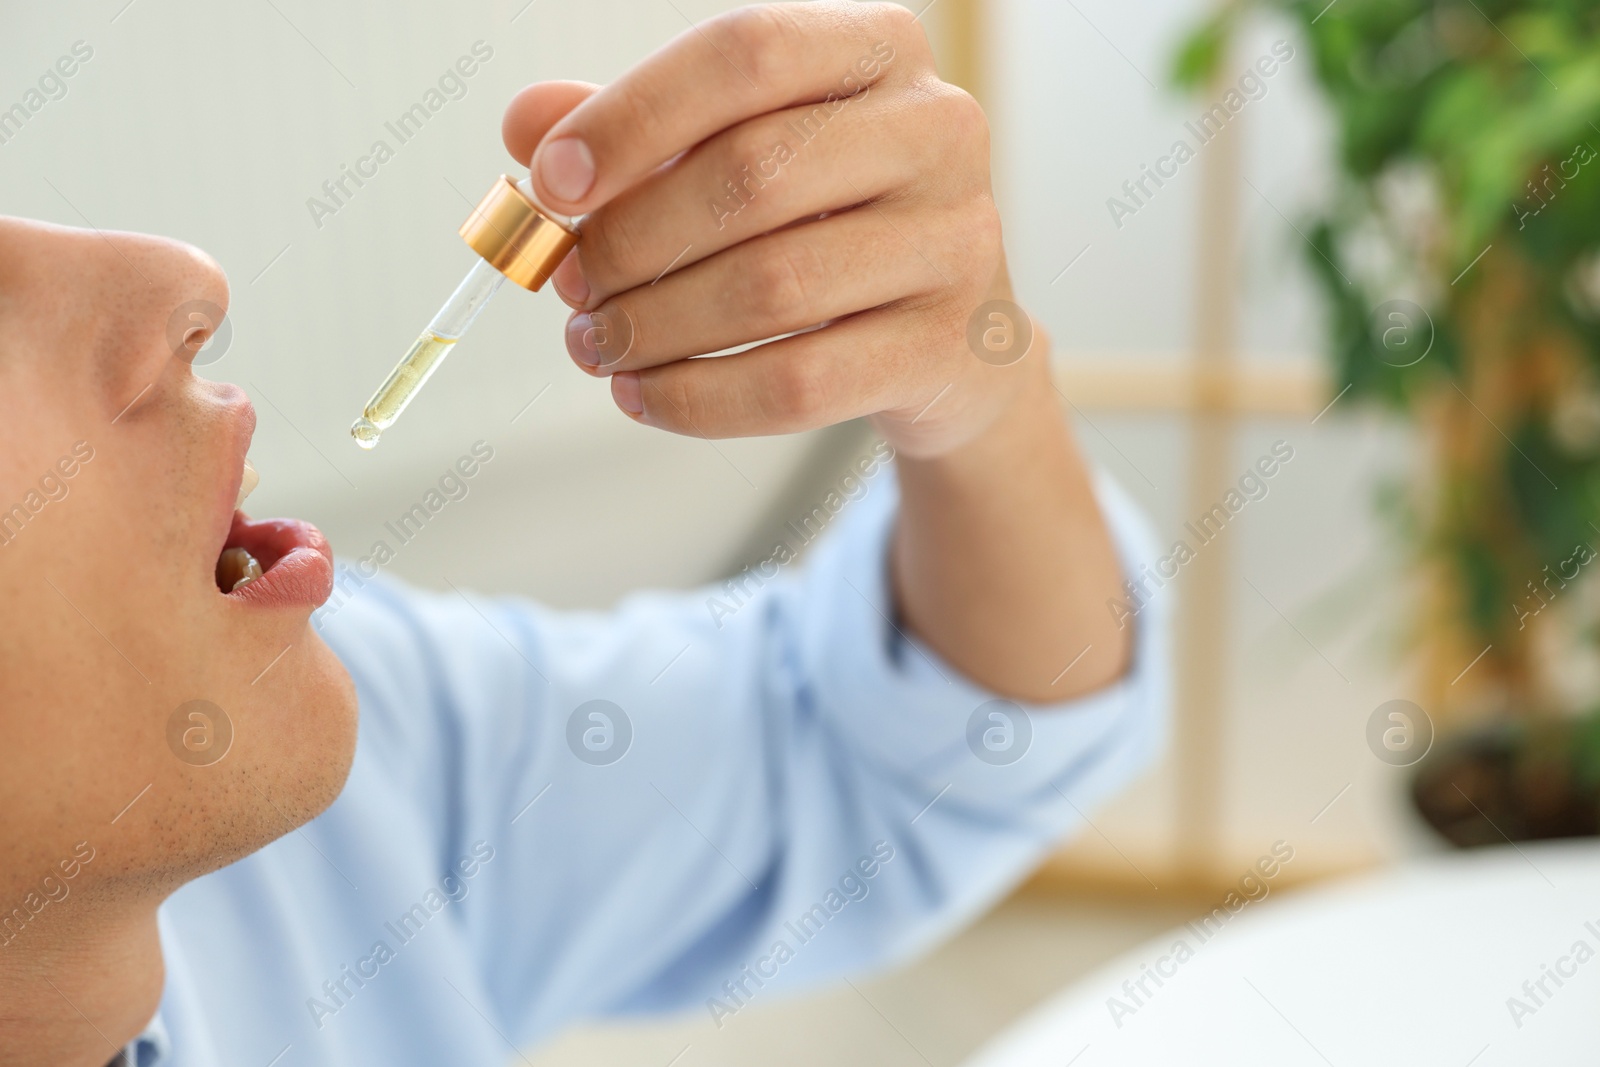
[127,468,1167,1066]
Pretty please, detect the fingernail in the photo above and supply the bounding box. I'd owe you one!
[566,313,602,368]
[552,250,590,306]
[611,372,643,417]
[537,136,596,204]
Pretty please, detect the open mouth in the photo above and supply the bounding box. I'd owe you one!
[215,460,335,608]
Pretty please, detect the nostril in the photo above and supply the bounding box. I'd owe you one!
[166,299,232,367]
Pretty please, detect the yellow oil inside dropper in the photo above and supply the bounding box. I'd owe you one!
[351,174,578,449]
[350,335,453,447]
[350,261,503,449]
[349,336,454,448]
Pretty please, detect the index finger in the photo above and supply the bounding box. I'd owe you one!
[526,1,925,214]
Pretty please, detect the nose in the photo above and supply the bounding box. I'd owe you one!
[65,222,230,376]
[114,231,232,362]
[98,233,234,416]
[0,216,237,419]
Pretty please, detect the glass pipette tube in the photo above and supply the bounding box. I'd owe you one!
[350,257,506,449]
[350,174,576,450]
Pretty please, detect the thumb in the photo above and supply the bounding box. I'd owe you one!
[502,80,603,168]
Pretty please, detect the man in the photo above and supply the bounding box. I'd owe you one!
[0,3,1166,1064]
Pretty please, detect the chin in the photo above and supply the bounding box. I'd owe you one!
[177,635,360,880]
[273,635,361,824]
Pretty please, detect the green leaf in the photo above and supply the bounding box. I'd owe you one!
[1172,11,1236,89]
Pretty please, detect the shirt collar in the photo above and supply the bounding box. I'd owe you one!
[120,1008,170,1067]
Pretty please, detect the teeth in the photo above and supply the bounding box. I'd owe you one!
[236,458,259,510]
[217,546,265,593]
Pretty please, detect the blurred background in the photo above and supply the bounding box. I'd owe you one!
[7,0,1599,1062]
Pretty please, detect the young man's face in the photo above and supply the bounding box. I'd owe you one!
[0,216,356,902]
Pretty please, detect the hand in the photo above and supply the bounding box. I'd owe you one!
[502,0,1039,460]
[504,2,1129,702]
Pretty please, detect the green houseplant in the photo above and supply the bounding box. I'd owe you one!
[1177,0,1600,842]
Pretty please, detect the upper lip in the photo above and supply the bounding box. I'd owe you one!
[214,384,258,552]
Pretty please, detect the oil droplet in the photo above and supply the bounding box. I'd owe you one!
[351,417,381,450]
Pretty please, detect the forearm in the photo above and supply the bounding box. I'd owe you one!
[890,352,1132,703]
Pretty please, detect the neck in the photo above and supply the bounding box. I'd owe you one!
[0,900,164,1067]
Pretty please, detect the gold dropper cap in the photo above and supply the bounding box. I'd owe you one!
[458,174,579,291]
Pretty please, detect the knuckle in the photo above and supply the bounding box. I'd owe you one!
[722,119,779,182]
[719,5,800,87]
[747,238,829,322]
[645,370,700,429]
[580,208,651,291]
[895,81,986,175]
[763,358,829,425]
[875,1,919,38]
[937,83,990,152]
[868,1,932,64]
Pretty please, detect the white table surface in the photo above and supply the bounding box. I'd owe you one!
[964,842,1600,1066]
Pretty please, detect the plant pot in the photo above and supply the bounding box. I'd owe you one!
[1410,718,1600,846]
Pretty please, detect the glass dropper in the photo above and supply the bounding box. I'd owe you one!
[351,175,578,450]
[350,258,506,449]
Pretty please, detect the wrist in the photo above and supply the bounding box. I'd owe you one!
[888,340,1132,702]
[896,334,1067,485]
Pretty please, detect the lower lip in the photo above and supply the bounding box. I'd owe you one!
[225,515,334,610]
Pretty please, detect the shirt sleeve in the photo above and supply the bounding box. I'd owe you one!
[315,459,1169,1042]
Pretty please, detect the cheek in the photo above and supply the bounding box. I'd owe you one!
[70,421,210,613]
[105,382,232,577]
